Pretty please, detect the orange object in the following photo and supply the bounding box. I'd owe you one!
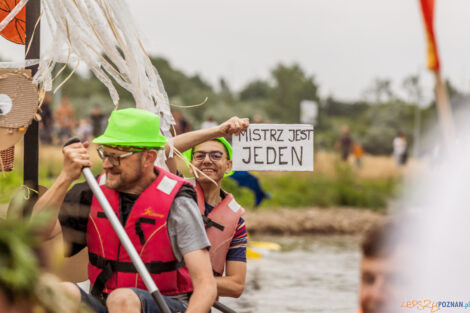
[0,0,26,44]
[418,0,440,72]
[353,144,364,158]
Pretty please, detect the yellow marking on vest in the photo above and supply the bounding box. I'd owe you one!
[210,237,232,256]
[89,215,106,257]
[143,208,164,218]
[140,223,167,256]
[89,214,108,292]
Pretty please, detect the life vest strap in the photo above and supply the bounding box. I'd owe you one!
[89,252,185,296]
[202,215,225,231]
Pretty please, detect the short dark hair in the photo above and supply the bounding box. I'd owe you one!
[361,218,404,258]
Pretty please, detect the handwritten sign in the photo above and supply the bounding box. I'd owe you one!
[232,124,314,171]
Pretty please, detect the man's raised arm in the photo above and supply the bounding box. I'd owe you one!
[165,116,249,166]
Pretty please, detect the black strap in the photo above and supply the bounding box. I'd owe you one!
[135,218,156,245]
[202,215,225,231]
[91,261,113,298]
[89,252,185,295]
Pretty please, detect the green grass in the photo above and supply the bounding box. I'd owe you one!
[0,157,102,204]
[223,162,398,211]
[1,154,399,212]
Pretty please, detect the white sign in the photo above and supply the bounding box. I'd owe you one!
[232,124,314,171]
[300,100,318,125]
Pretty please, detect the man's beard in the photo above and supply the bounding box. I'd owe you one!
[105,167,143,192]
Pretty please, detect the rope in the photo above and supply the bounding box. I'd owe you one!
[0,153,5,178]
[21,185,39,200]
[24,11,43,57]
[170,97,208,109]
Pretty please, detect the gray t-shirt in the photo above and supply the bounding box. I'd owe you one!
[168,196,211,262]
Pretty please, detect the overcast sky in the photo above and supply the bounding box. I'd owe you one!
[1,0,469,102]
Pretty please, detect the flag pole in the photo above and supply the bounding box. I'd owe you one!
[23,0,41,216]
[433,70,454,145]
[418,0,454,146]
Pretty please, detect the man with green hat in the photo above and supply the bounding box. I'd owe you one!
[166,116,250,299]
[33,108,216,313]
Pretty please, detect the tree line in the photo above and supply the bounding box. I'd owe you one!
[56,56,468,155]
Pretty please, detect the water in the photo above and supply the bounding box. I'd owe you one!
[222,235,361,313]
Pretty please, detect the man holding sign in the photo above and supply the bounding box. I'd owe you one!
[168,117,249,298]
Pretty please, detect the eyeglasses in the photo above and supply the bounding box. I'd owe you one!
[192,151,225,162]
[97,148,137,166]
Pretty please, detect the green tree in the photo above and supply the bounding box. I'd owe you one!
[268,63,319,123]
[240,80,271,101]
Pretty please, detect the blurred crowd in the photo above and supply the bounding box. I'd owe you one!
[336,125,408,168]
[39,95,106,146]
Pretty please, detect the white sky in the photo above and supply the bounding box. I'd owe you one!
[1,0,470,102]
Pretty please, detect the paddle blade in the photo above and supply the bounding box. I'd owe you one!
[250,241,281,251]
[247,247,262,259]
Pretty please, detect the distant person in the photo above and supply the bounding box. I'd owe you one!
[336,125,353,162]
[353,143,364,168]
[90,105,104,138]
[172,110,191,135]
[359,218,408,313]
[53,96,76,145]
[252,114,263,124]
[39,93,53,145]
[201,115,218,129]
[76,118,92,142]
[393,133,407,166]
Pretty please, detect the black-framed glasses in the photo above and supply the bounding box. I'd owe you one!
[97,148,137,166]
[192,151,225,162]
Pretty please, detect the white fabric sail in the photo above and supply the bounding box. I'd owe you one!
[1,0,176,163]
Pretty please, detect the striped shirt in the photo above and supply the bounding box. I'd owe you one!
[205,196,248,263]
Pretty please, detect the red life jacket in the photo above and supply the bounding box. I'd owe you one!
[87,167,193,297]
[194,183,245,276]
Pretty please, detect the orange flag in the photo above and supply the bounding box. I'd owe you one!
[0,0,26,45]
[418,0,440,72]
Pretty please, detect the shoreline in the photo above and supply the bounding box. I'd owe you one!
[0,204,384,235]
[244,207,384,235]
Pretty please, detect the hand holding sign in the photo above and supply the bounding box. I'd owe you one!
[217,116,249,136]
[232,124,314,171]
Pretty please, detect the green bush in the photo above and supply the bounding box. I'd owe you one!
[223,163,398,211]
[2,155,398,212]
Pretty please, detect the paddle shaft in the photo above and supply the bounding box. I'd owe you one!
[64,138,171,313]
[213,300,237,313]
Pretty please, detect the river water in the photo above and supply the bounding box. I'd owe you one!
[221,235,361,313]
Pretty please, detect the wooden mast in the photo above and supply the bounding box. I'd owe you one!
[23,0,40,215]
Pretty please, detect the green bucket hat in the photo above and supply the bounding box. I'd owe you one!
[93,108,167,148]
[182,137,234,177]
